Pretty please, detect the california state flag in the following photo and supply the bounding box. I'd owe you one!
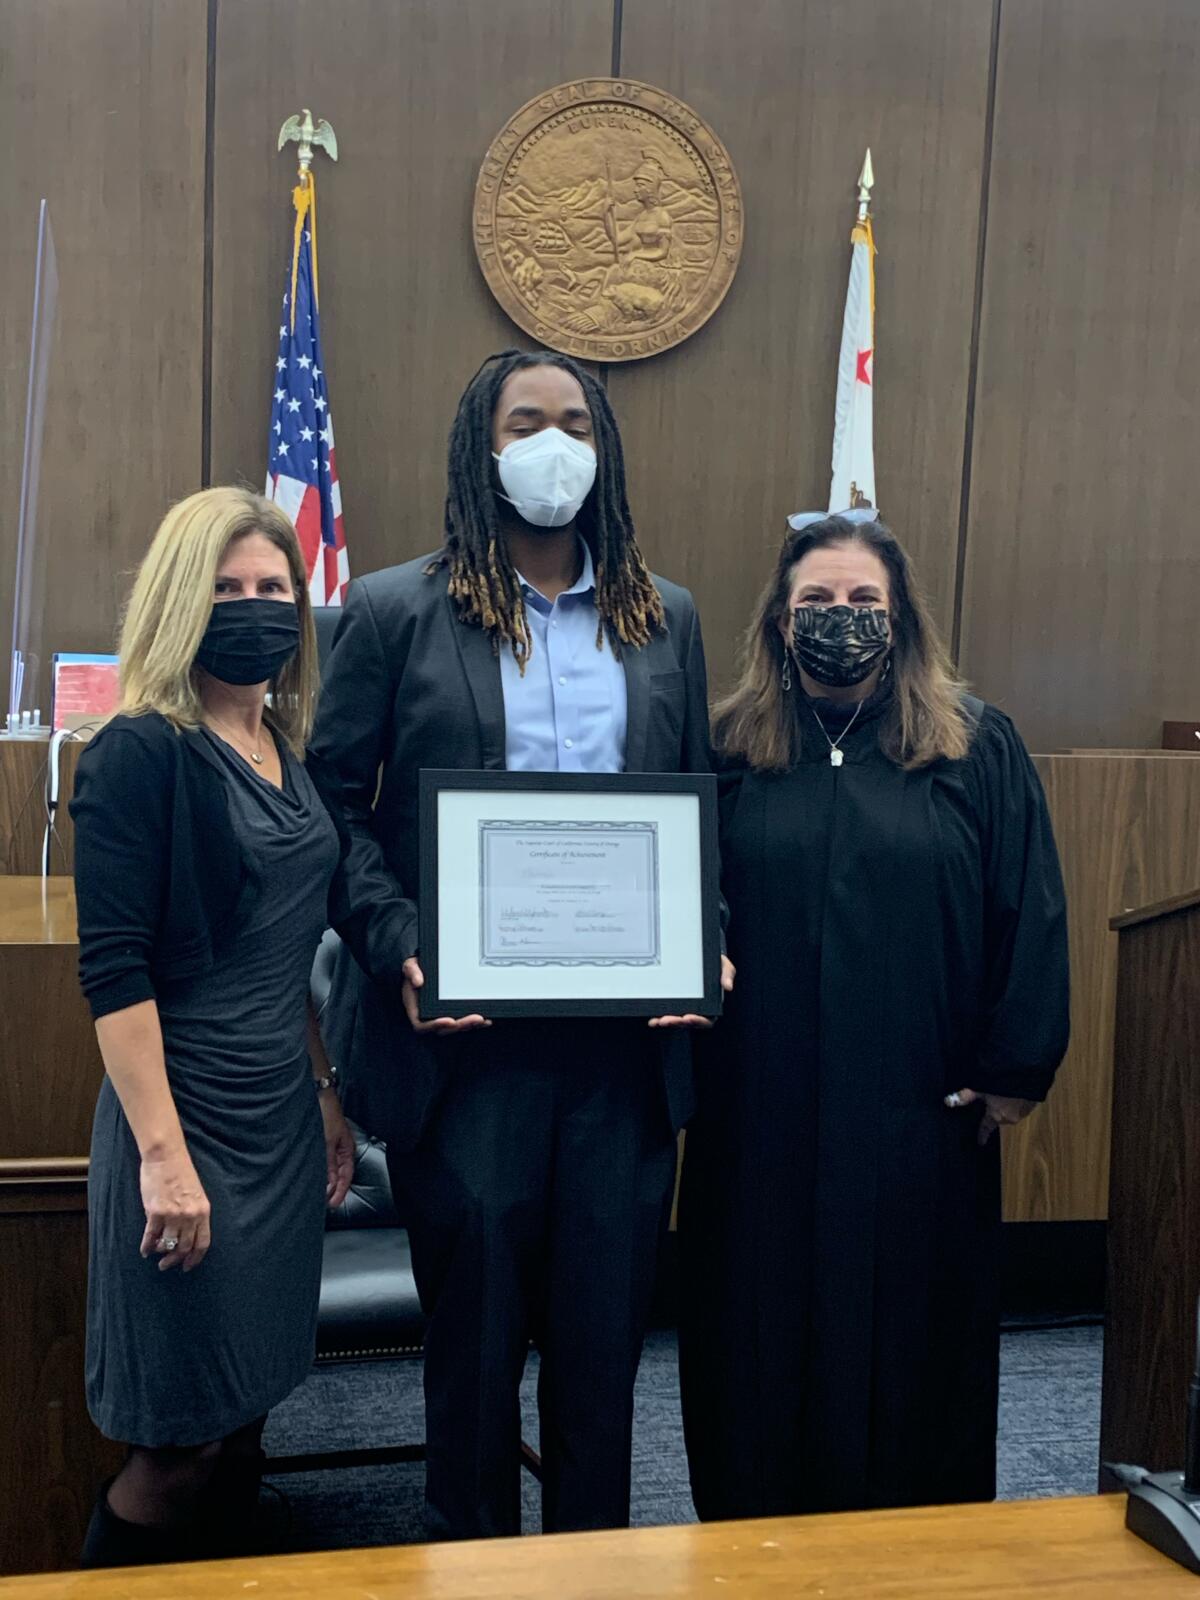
[829,212,876,512]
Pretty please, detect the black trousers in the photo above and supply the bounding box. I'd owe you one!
[386,1022,676,1539]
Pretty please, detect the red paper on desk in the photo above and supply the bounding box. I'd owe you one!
[52,654,120,733]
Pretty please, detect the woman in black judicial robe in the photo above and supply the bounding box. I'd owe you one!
[677,512,1069,1519]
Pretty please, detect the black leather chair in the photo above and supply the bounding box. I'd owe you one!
[311,604,342,669]
[311,930,426,1368]
[316,1128,424,1364]
[266,929,432,1476]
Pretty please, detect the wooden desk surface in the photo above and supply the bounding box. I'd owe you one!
[1109,884,1200,931]
[0,875,77,944]
[3,1496,1194,1598]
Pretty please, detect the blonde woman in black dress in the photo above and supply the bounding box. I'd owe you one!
[72,488,355,1566]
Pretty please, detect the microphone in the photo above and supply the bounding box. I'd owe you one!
[41,726,72,878]
[1117,1291,1200,1574]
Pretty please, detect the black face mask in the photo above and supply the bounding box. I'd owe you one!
[790,604,891,688]
[195,598,300,686]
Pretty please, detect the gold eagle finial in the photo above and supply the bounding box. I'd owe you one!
[277,109,338,176]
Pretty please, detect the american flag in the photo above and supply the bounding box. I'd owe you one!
[266,175,349,605]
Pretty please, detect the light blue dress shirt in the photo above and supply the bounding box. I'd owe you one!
[499,541,628,773]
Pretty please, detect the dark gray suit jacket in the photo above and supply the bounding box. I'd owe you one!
[312,552,716,1152]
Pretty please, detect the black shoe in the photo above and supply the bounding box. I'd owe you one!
[79,1480,200,1570]
[203,1449,289,1558]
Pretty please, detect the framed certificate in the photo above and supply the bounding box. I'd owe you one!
[418,770,721,1019]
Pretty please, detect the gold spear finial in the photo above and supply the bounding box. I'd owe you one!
[278,108,339,178]
[856,148,875,223]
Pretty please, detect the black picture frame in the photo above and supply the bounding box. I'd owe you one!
[418,768,722,1020]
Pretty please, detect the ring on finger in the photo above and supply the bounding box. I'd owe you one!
[157,1236,180,1253]
[944,1092,965,1108]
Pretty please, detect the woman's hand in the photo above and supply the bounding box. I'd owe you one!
[649,956,736,1030]
[401,957,491,1036]
[139,1145,211,1272]
[320,1091,356,1210]
[945,1087,1038,1146]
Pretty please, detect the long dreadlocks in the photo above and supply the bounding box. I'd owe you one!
[436,349,665,670]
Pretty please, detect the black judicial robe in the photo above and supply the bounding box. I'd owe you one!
[677,689,1069,1519]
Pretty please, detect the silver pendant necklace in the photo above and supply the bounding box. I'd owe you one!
[808,696,865,767]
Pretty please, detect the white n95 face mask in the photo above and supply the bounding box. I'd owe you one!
[493,428,597,528]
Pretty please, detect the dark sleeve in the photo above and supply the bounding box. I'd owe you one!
[300,749,354,929]
[713,747,748,845]
[969,708,1070,1100]
[69,726,171,1020]
[675,596,731,946]
[676,596,718,781]
[309,578,418,981]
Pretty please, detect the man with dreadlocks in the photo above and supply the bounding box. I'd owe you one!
[312,349,731,1541]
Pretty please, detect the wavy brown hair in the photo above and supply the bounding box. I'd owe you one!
[713,516,970,771]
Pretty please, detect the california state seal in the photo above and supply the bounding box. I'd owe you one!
[474,79,744,363]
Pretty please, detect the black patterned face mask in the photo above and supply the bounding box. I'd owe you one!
[790,604,891,688]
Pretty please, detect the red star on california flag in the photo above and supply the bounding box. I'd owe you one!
[856,348,873,386]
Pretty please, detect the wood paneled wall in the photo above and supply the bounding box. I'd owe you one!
[210,1,613,557]
[0,0,207,715]
[613,0,994,675]
[1,0,1196,735]
[959,0,1200,750]
[1006,753,1200,1222]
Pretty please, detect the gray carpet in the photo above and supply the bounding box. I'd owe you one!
[260,1323,1103,1550]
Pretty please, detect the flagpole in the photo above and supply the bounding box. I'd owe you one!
[828,150,878,513]
[269,109,350,606]
[854,147,875,377]
[278,110,339,330]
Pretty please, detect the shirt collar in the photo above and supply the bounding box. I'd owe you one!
[569,539,597,596]
[516,538,596,608]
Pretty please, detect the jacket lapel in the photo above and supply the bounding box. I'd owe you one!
[623,642,651,774]
[182,722,228,778]
[446,598,507,770]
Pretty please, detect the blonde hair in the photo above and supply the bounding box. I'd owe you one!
[118,486,319,755]
[714,516,971,772]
